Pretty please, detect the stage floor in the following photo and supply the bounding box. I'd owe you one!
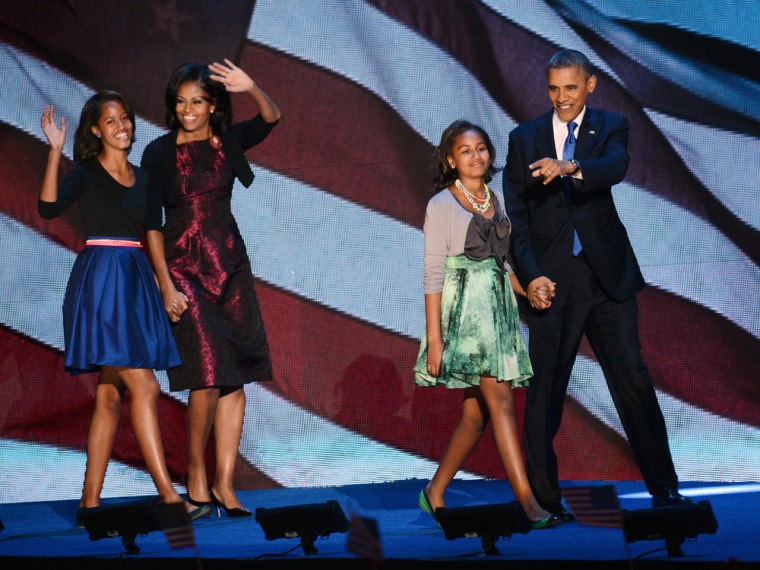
[0,479,758,569]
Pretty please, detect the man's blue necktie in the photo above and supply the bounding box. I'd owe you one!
[563,121,583,256]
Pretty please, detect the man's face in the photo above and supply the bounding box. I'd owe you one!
[547,65,596,123]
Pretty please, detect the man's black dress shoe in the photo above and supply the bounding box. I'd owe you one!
[556,507,576,522]
[546,503,576,522]
[652,488,693,508]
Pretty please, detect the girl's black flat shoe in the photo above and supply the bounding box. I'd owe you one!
[75,506,97,528]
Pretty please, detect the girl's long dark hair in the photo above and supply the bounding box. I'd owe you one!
[164,63,232,134]
[432,120,499,192]
[73,91,136,162]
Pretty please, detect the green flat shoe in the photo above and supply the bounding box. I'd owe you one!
[531,514,562,530]
[189,504,212,522]
[418,488,441,528]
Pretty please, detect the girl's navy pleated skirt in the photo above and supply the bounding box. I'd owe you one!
[62,239,181,375]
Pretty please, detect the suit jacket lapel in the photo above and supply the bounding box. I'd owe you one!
[575,107,599,159]
[534,111,556,159]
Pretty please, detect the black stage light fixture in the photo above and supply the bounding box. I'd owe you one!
[80,500,187,554]
[255,499,350,555]
[435,501,532,555]
[623,500,718,557]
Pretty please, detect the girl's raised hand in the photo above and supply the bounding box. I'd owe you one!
[40,106,66,151]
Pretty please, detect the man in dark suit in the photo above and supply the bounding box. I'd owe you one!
[503,49,690,520]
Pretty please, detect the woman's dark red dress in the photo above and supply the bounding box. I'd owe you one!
[163,138,272,390]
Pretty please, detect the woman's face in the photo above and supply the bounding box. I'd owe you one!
[174,81,216,135]
[447,130,490,180]
[91,100,132,152]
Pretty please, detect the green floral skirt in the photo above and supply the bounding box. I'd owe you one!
[414,255,532,389]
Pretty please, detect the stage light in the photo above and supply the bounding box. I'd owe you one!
[623,500,718,557]
[255,500,349,555]
[435,501,532,555]
[79,500,187,554]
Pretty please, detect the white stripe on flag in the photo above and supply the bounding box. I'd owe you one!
[240,383,478,487]
[612,182,760,341]
[573,0,760,51]
[565,352,760,481]
[0,43,162,161]
[248,0,518,150]
[0,438,164,503]
[645,108,760,231]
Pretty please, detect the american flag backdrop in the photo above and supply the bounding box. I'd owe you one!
[0,0,758,504]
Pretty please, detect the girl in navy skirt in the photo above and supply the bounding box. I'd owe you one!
[39,92,209,524]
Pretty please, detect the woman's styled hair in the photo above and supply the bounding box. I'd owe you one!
[164,63,232,134]
[73,91,136,162]
[432,120,499,191]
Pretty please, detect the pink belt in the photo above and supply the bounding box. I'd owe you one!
[85,238,142,248]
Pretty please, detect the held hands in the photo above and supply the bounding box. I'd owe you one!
[526,276,556,310]
[162,287,189,323]
[530,158,572,185]
[208,58,256,94]
[40,106,66,151]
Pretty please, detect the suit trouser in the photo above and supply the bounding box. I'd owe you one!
[523,253,678,509]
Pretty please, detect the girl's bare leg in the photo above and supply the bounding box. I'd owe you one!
[116,367,184,504]
[479,376,552,520]
[80,366,123,508]
[425,387,489,511]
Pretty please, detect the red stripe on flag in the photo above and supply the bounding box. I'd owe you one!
[236,42,434,229]
[638,287,760,428]
[0,122,83,251]
[0,0,256,128]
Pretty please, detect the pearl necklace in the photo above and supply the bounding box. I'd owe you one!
[455,179,491,213]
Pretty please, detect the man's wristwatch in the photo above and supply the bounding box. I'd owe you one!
[568,159,581,176]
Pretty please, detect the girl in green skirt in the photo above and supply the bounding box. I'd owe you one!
[414,120,559,529]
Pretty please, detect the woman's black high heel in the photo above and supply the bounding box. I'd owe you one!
[209,487,252,517]
[183,473,212,510]
[187,496,212,508]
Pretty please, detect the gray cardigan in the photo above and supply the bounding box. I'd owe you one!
[423,187,513,294]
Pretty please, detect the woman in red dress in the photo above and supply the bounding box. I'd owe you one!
[142,59,281,516]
